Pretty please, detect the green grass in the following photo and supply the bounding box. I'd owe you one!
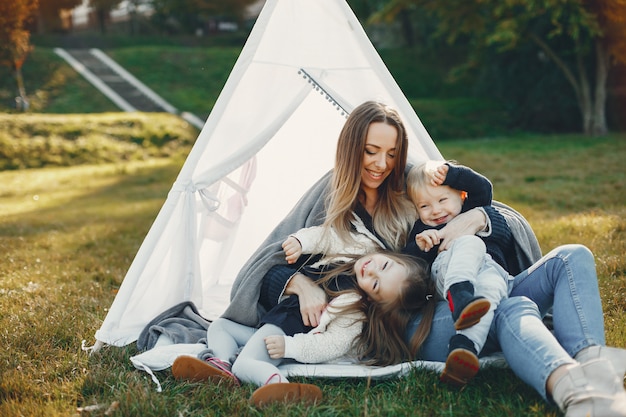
[105,46,240,120]
[0,113,198,169]
[0,43,510,139]
[0,48,118,114]
[0,131,624,416]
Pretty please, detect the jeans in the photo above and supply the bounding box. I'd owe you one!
[431,235,509,353]
[406,244,605,400]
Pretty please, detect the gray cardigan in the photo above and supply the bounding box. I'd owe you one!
[222,171,542,327]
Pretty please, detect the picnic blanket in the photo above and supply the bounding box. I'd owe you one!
[131,301,507,392]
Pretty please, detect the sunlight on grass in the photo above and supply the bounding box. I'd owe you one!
[1,134,624,416]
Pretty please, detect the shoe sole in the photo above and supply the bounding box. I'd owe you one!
[171,356,238,386]
[454,298,491,330]
[250,383,322,408]
[440,348,480,387]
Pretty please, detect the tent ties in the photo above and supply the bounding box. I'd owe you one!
[298,68,349,117]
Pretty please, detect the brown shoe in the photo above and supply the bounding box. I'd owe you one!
[250,382,322,408]
[172,355,239,386]
[440,347,480,387]
[454,298,491,330]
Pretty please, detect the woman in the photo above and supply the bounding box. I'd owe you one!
[219,101,626,415]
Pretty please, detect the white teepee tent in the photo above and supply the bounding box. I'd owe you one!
[94,0,443,349]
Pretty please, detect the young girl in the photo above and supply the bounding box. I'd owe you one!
[172,251,436,408]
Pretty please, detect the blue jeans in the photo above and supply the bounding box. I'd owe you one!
[406,244,605,400]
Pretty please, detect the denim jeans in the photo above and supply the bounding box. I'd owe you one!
[406,244,605,400]
[431,235,509,353]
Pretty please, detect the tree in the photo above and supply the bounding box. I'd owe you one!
[374,0,626,136]
[89,0,123,34]
[37,0,83,33]
[0,0,39,111]
[151,0,258,35]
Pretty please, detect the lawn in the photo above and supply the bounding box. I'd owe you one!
[0,128,624,416]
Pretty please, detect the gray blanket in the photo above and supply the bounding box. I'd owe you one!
[137,301,210,351]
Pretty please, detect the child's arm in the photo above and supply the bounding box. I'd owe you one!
[442,163,493,209]
[402,223,439,264]
[266,294,364,364]
[281,225,326,264]
[265,335,286,359]
[282,236,303,264]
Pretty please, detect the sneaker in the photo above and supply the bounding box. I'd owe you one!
[575,345,626,382]
[446,281,491,330]
[250,382,323,408]
[172,355,239,387]
[440,334,480,387]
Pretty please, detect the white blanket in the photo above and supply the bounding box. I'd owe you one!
[130,335,507,392]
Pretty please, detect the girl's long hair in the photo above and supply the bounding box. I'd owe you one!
[317,251,436,366]
[324,101,416,251]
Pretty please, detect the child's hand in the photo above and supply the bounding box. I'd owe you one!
[282,236,303,264]
[264,335,286,359]
[415,229,441,252]
[425,160,448,186]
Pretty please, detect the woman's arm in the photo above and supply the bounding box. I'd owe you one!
[437,207,488,252]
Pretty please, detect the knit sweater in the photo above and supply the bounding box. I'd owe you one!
[282,292,363,363]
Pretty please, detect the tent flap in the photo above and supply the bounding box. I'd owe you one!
[95,0,441,347]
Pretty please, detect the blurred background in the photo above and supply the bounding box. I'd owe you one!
[1,0,625,141]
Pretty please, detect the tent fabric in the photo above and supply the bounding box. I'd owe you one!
[94,0,443,348]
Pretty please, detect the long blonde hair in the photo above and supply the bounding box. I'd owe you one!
[317,251,436,366]
[324,101,416,251]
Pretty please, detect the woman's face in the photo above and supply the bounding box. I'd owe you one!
[360,122,398,193]
[354,253,407,303]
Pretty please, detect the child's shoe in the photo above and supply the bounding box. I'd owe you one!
[249,374,322,408]
[440,334,480,387]
[446,281,491,330]
[172,355,239,386]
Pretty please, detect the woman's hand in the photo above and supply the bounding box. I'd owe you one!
[437,208,487,252]
[284,272,327,327]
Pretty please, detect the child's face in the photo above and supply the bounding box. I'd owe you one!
[413,184,464,227]
[354,253,407,303]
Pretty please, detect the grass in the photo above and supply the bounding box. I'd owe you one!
[0,42,511,139]
[0,130,624,416]
[0,113,198,170]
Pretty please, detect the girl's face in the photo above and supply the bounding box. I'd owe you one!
[360,122,398,193]
[354,253,407,303]
[413,184,464,227]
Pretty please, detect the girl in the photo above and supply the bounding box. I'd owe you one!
[172,251,436,408]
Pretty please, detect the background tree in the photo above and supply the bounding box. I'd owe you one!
[151,0,257,35]
[0,0,39,111]
[37,0,83,33]
[374,0,626,136]
[89,0,123,34]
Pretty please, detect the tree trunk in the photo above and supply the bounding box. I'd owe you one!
[14,65,29,111]
[591,39,609,136]
[575,48,594,135]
